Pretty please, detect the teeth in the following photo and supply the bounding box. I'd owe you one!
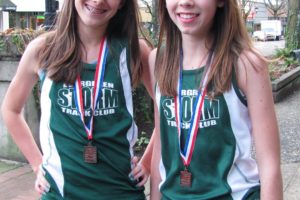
[180,14,197,19]
[86,5,104,14]
[89,7,96,13]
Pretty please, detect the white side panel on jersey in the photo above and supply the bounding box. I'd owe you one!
[223,86,260,199]
[119,48,137,158]
[155,87,167,189]
[40,77,65,197]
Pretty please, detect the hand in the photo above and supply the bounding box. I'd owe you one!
[129,156,149,187]
[34,165,50,195]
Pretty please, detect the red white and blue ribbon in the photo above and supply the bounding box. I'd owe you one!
[74,37,108,140]
[174,49,208,167]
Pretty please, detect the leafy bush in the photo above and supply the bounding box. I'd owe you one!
[269,48,299,81]
[133,85,154,156]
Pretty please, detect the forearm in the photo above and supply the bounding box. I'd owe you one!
[253,120,283,199]
[259,163,283,200]
[150,133,162,200]
[150,110,162,199]
[139,129,156,173]
[255,129,283,200]
[150,177,161,200]
[2,110,42,173]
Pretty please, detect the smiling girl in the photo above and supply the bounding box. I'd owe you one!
[148,0,283,199]
[1,0,152,199]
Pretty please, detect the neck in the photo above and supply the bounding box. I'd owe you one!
[181,35,212,69]
[79,25,106,46]
[78,25,107,63]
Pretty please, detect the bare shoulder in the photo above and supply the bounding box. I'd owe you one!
[238,49,268,73]
[25,34,47,57]
[236,49,269,95]
[16,34,49,77]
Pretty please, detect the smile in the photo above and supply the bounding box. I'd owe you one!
[86,5,106,15]
[178,13,199,19]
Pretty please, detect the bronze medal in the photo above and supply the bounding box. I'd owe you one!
[83,142,97,164]
[180,169,192,187]
[75,38,108,165]
[176,50,208,188]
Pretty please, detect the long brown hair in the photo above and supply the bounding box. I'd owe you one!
[156,0,261,97]
[38,0,141,86]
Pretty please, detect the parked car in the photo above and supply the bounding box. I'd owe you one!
[252,29,277,41]
[253,30,266,41]
[262,28,276,41]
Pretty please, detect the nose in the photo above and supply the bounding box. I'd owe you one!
[92,0,104,5]
[179,0,194,7]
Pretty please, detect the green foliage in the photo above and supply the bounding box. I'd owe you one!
[133,85,153,123]
[133,85,154,155]
[0,29,44,56]
[10,29,44,54]
[135,131,151,154]
[274,48,299,67]
[269,48,299,81]
[11,34,25,54]
[32,81,41,117]
[0,39,5,52]
[274,47,292,58]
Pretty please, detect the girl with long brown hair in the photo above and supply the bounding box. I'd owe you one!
[147,0,283,199]
[1,0,152,199]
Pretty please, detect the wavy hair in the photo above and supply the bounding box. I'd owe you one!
[38,0,141,86]
[155,0,261,96]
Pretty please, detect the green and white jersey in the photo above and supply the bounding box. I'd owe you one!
[156,68,260,200]
[39,38,145,200]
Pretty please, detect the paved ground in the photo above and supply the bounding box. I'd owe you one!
[0,88,299,200]
[253,40,285,57]
[0,163,39,200]
[276,90,300,164]
[275,90,300,200]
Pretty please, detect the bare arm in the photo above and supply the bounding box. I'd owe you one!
[150,102,162,200]
[139,38,154,98]
[130,39,153,185]
[132,47,162,197]
[237,51,283,200]
[146,49,162,200]
[137,39,154,171]
[1,37,45,174]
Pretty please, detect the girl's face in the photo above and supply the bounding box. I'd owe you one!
[75,0,123,29]
[166,0,224,37]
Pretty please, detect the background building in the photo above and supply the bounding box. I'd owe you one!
[0,0,63,32]
[247,0,288,34]
[0,0,16,31]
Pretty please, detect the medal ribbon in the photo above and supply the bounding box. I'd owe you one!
[174,50,208,167]
[74,37,108,140]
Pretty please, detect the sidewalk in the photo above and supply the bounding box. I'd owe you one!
[0,89,299,200]
[0,160,151,200]
[0,161,299,199]
[0,161,39,200]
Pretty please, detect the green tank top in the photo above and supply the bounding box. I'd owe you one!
[39,38,145,200]
[156,68,260,200]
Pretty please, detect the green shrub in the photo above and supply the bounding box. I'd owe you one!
[269,48,299,81]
